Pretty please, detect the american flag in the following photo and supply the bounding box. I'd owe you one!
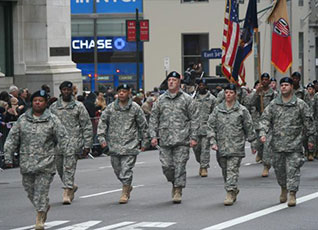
[221,0,245,85]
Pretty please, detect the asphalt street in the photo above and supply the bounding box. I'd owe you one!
[1,145,318,230]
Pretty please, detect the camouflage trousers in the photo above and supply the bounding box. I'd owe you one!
[56,154,78,189]
[272,152,305,192]
[22,172,55,212]
[192,135,210,169]
[254,130,272,167]
[159,146,190,188]
[111,155,137,186]
[217,155,242,192]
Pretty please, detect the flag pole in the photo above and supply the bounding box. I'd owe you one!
[256,30,264,113]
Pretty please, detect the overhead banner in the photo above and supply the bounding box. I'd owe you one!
[71,0,143,14]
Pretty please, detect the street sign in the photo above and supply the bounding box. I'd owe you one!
[139,20,149,41]
[126,20,137,42]
[202,48,222,59]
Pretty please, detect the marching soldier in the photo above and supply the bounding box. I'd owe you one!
[50,81,93,205]
[260,77,315,207]
[208,84,256,206]
[149,71,199,204]
[97,84,149,204]
[193,79,216,177]
[247,73,277,177]
[4,90,70,230]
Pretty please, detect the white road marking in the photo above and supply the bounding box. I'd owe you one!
[94,221,136,230]
[114,222,176,229]
[10,221,70,230]
[56,221,101,230]
[99,162,145,169]
[79,185,144,199]
[202,192,318,230]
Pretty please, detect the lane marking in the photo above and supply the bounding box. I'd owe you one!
[56,221,101,230]
[99,162,145,169]
[10,221,70,230]
[94,221,136,230]
[113,222,176,230]
[79,185,144,199]
[202,192,318,230]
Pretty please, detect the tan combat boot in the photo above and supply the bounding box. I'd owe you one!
[172,187,182,204]
[63,188,72,205]
[262,165,270,177]
[279,187,288,203]
[255,154,262,163]
[224,191,234,206]
[35,212,45,230]
[288,191,297,207]
[200,168,208,177]
[307,154,314,161]
[171,186,176,198]
[119,185,133,204]
[70,185,78,202]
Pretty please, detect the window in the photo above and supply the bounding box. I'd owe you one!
[182,34,209,75]
[97,18,128,37]
[181,0,208,3]
[299,0,303,6]
[71,19,94,37]
[0,2,13,77]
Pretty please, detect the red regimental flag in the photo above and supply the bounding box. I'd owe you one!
[267,0,292,73]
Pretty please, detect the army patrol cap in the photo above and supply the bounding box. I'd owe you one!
[261,73,270,80]
[30,90,49,102]
[224,84,237,92]
[307,83,315,89]
[279,77,293,85]
[166,71,181,79]
[117,84,130,91]
[59,81,73,90]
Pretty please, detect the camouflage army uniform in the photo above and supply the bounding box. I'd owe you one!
[207,101,256,192]
[216,87,249,106]
[312,94,318,157]
[259,94,315,192]
[4,109,69,212]
[193,91,216,169]
[149,90,199,188]
[97,98,148,185]
[247,88,277,166]
[50,96,93,189]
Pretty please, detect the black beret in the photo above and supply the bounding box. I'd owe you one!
[117,84,130,91]
[279,77,293,85]
[291,72,301,79]
[30,90,48,102]
[313,80,318,84]
[307,83,315,89]
[261,73,270,79]
[224,84,237,92]
[167,71,181,79]
[59,81,73,90]
[270,77,277,82]
[198,78,207,85]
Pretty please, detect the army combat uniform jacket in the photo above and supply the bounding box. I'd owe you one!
[50,97,93,154]
[207,101,256,157]
[259,95,315,153]
[97,98,149,156]
[4,109,69,174]
[149,90,199,147]
[193,91,216,136]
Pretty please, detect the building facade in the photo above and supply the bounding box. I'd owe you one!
[0,0,82,97]
[143,0,318,91]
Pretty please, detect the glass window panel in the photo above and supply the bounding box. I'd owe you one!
[71,19,94,37]
[97,18,126,36]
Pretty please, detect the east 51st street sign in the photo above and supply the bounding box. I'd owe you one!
[202,48,222,59]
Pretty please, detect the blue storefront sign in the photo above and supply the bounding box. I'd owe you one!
[71,0,143,14]
[202,48,222,59]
